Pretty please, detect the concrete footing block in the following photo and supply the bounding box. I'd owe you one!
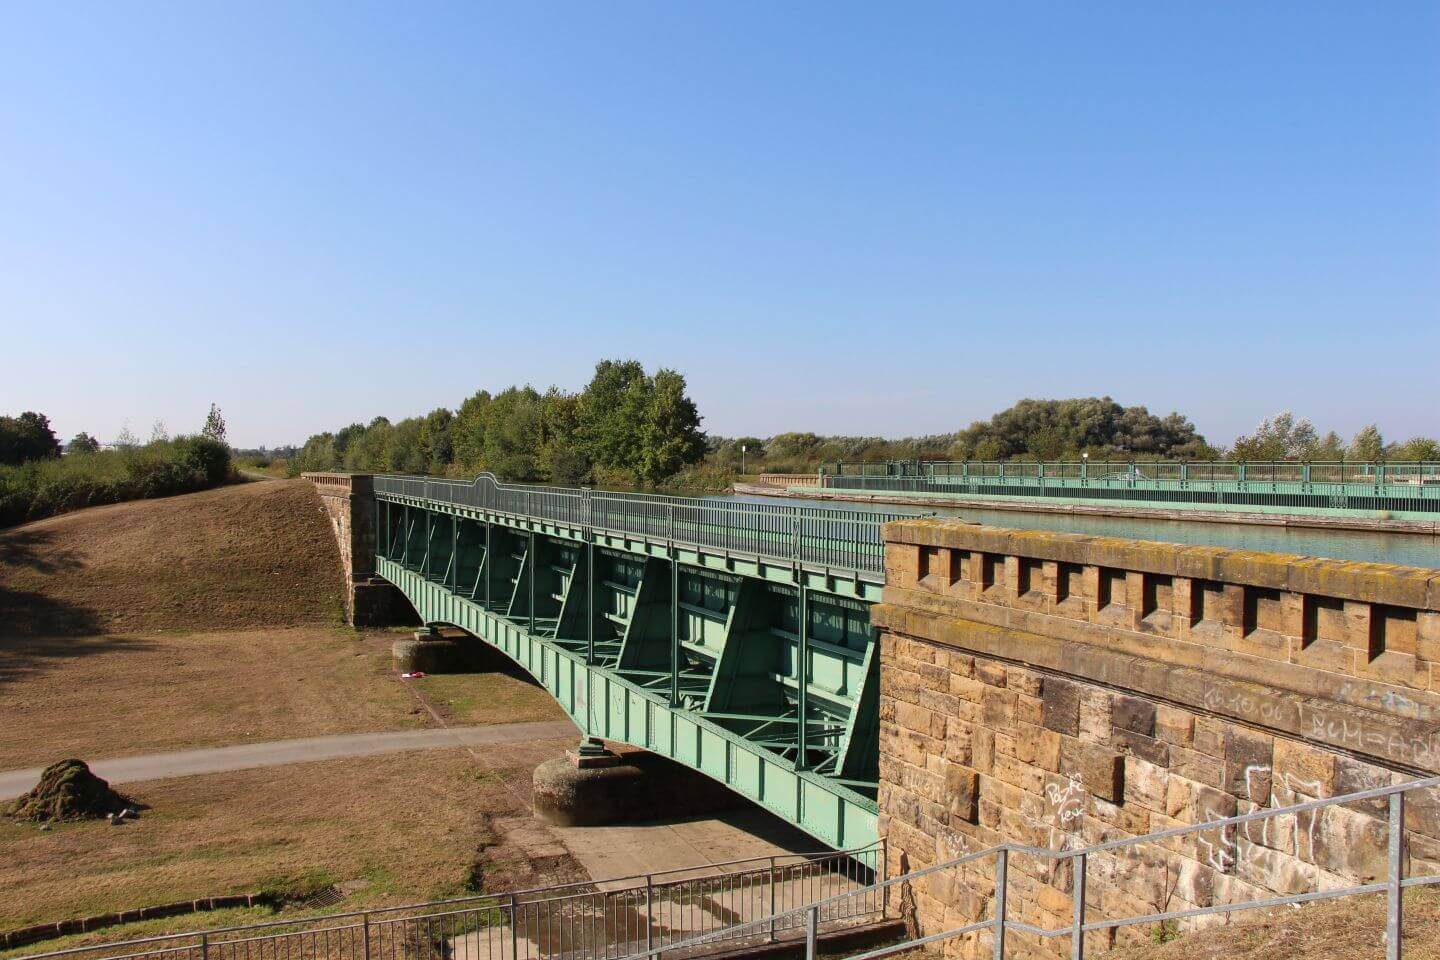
[532,745,748,827]
[391,635,463,673]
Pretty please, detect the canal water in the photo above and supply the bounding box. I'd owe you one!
[713,492,1440,570]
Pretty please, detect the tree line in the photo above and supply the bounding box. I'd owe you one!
[706,397,1212,473]
[705,400,1439,475]
[290,360,707,487]
[291,382,1439,490]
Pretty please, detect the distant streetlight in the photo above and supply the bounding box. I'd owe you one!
[741,444,747,474]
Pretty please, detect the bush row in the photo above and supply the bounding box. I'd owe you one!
[0,436,234,527]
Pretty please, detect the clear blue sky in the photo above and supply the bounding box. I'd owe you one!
[3,2,1437,449]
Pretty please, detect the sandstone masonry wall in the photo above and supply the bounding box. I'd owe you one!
[872,519,1440,958]
[304,473,409,626]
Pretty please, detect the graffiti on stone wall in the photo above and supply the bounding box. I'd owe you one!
[1044,776,1086,850]
[1201,685,1440,769]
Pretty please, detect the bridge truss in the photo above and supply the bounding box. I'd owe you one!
[372,474,905,848]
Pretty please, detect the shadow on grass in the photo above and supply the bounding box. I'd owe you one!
[0,529,147,689]
[0,527,85,576]
[451,633,550,688]
[0,618,151,690]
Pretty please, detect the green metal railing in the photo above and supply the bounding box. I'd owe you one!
[375,473,909,576]
[819,461,1440,517]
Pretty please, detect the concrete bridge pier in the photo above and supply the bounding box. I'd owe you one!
[533,742,749,828]
[391,627,465,673]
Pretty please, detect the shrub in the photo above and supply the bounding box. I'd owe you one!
[0,435,236,527]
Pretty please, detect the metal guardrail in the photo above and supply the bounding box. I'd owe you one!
[15,846,883,960]
[820,460,1440,515]
[627,774,1440,960]
[373,473,909,576]
[829,459,1440,485]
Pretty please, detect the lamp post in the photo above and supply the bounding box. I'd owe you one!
[741,444,747,475]
[1081,451,1088,481]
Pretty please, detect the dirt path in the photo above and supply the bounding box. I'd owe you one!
[0,719,578,800]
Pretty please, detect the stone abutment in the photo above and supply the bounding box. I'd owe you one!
[304,473,410,626]
[874,518,1440,957]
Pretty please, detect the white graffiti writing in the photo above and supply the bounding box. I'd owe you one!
[1045,777,1085,851]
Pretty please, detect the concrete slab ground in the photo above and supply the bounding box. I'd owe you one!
[551,806,826,889]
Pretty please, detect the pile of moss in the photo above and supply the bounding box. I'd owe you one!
[6,759,133,822]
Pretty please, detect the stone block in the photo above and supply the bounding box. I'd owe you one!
[1113,729,1169,768]
[1333,755,1392,819]
[982,687,1017,726]
[1272,738,1335,796]
[1155,705,1195,745]
[1079,689,1113,744]
[944,718,974,765]
[1015,693,1044,726]
[976,660,1008,687]
[1165,776,1237,822]
[1007,666,1043,697]
[1403,783,1440,841]
[1311,804,1388,881]
[1112,695,1157,736]
[1192,716,1225,758]
[972,726,995,775]
[1034,728,1062,773]
[946,766,980,825]
[1223,728,1274,802]
[1042,677,1081,736]
[1062,743,1124,803]
[1124,756,1167,810]
[1170,747,1225,790]
[896,702,935,738]
[993,753,1045,796]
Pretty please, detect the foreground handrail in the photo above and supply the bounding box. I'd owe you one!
[17,841,881,960]
[625,772,1440,960]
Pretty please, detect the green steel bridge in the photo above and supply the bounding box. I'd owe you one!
[372,474,901,849]
[821,459,1440,519]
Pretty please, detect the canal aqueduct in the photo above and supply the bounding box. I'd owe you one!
[308,471,1440,957]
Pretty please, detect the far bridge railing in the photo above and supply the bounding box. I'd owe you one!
[374,473,909,576]
[819,460,1440,516]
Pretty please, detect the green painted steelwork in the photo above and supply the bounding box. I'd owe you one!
[822,460,1440,518]
[372,474,893,848]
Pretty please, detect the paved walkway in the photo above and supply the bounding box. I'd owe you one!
[0,719,579,799]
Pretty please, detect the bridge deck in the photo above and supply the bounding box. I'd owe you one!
[372,474,895,848]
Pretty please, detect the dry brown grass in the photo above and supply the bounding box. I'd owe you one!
[0,740,583,933]
[411,657,569,727]
[0,627,430,769]
[1099,887,1440,960]
[0,481,592,947]
[0,479,345,638]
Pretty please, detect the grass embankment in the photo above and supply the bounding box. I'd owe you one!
[0,748,557,933]
[0,479,582,940]
[0,437,233,528]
